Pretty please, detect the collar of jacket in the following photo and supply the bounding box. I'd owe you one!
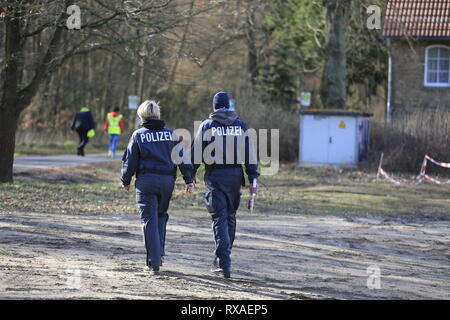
[142,118,165,130]
[209,109,238,126]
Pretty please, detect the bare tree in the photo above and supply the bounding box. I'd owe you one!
[0,0,214,182]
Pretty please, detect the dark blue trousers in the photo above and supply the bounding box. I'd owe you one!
[76,128,89,154]
[135,174,175,268]
[204,168,242,272]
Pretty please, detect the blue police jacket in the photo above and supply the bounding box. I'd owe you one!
[191,108,259,184]
[121,118,194,186]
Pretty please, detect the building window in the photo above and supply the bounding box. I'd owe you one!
[425,46,450,87]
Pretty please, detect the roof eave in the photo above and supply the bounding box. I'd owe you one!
[383,36,450,40]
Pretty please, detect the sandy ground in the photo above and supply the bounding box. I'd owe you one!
[0,209,448,300]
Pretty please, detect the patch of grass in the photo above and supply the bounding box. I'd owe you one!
[1,163,131,215]
[1,162,450,219]
[247,164,450,217]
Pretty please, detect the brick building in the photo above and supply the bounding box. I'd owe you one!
[383,0,450,117]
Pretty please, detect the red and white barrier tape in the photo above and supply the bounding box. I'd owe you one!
[416,155,450,184]
[425,155,450,168]
[378,168,402,185]
[416,157,428,183]
[378,154,450,186]
[422,174,450,185]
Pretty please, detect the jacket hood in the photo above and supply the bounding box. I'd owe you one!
[142,118,165,130]
[80,107,90,112]
[209,109,238,126]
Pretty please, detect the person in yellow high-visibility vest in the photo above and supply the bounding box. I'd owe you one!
[104,107,124,157]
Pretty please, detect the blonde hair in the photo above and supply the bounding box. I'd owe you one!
[137,100,161,120]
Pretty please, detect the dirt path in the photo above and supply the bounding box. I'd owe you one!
[13,154,120,172]
[0,210,448,299]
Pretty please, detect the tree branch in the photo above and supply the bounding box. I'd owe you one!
[18,0,73,110]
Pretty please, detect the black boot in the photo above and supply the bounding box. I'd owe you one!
[210,256,222,273]
[210,257,231,278]
[144,266,160,275]
[151,266,160,276]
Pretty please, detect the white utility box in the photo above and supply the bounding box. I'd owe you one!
[299,110,372,168]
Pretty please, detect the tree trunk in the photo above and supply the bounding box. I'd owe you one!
[320,0,349,109]
[245,6,259,88]
[0,108,20,183]
[0,9,22,183]
[0,3,68,183]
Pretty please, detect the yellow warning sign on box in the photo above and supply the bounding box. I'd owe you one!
[339,121,346,129]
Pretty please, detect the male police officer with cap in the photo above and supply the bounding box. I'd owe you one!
[121,100,194,275]
[192,92,259,279]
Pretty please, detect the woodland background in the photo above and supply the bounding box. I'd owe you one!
[4,0,446,181]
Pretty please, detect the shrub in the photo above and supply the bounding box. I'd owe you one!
[371,107,450,175]
[236,88,299,162]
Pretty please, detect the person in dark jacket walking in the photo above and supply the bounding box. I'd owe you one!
[121,100,195,276]
[71,107,96,156]
[191,92,259,279]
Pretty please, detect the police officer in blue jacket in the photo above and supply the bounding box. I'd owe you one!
[191,92,259,279]
[121,100,195,276]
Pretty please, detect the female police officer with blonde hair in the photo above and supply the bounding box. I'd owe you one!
[121,100,195,275]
